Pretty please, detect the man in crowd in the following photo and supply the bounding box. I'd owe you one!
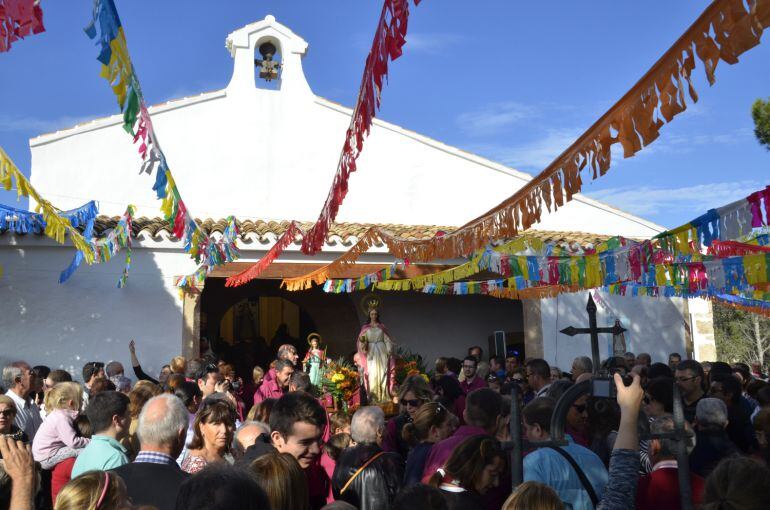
[254,359,294,405]
[195,362,226,399]
[636,415,704,509]
[668,352,682,371]
[708,372,757,453]
[72,390,131,477]
[675,359,706,423]
[636,353,652,367]
[570,356,593,380]
[233,421,266,457]
[468,345,483,362]
[489,356,506,379]
[237,391,328,508]
[81,361,105,407]
[262,344,300,384]
[332,406,404,510]
[523,397,608,509]
[113,394,189,510]
[3,361,43,440]
[526,358,552,398]
[422,388,502,479]
[623,352,636,371]
[459,356,487,395]
[689,398,740,477]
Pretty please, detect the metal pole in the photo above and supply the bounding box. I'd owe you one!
[672,383,694,510]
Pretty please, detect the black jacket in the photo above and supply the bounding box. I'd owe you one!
[689,429,740,477]
[332,443,404,510]
[234,433,276,469]
[112,461,189,510]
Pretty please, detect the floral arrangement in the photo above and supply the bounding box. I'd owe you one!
[394,346,431,386]
[321,358,360,411]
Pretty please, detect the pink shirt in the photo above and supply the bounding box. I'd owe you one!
[459,375,487,395]
[253,378,285,406]
[32,409,90,462]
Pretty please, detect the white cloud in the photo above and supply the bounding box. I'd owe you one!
[456,102,541,137]
[584,180,762,217]
[405,32,466,55]
[0,114,99,134]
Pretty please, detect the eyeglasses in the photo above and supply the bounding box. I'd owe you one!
[675,375,698,383]
[462,364,476,369]
[404,399,422,408]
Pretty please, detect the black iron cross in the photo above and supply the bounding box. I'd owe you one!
[559,293,626,375]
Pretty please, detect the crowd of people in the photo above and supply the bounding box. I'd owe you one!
[2,340,770,510]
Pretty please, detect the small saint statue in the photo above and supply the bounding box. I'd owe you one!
[303,333,326,387]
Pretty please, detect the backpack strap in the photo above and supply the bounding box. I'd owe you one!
[340,451,387,495]
[548,446,599,508]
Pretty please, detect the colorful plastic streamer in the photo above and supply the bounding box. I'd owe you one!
[84,0,239,277]
[0,0,45,52]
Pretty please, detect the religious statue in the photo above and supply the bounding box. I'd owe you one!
[303,333,326,387]
[357,302,395,403]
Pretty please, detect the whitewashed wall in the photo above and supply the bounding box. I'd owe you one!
[541,290,688,371]
[0,239,194,381]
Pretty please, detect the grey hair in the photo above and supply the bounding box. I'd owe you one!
[696,398,728,430]
[105,361,124,378]
[476,361,491,380]
[2,366,22,390]
[137,394,189,446]
[351,406,385,444]
[650,414,693,458]
[233,421,268,453]
[573,356,593,374]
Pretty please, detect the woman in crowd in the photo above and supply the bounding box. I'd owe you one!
[0,395,27,443]
[54,470,131,510]
[503,481,563,510]
[124,380,162,458]
[181,397,237,474]
[321,432,354,504]
[32,382,89,469]
[383,375,434,458]
[643,377,674,419]
[427,435,506,510]
[402,402,457,486]
[170,356,187,376]
[431,376,466,425]
[250,451,310,510]
[247,397,276,423]
[701,456,770,509]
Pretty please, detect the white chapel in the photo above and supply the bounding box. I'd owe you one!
[0,16,716,377]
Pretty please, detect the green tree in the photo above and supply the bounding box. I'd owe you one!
[713,302,770,365]
[751,98,770,150]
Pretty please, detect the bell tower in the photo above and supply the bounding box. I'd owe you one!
[224,15,312,98]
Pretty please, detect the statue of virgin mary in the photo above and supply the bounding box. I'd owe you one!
[356,305,395,403]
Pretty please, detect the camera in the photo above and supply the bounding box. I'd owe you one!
[230,379,241,391]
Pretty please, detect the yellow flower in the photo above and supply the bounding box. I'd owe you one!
[421,374,429,383]
[331,373,345,383]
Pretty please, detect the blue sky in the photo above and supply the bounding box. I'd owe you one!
[1,0,768,229]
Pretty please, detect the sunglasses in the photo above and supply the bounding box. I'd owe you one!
[0,409,15,417]
[404,399,422,408]
[572,404,587,414]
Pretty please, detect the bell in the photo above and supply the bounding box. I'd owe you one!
[255,41,280,81]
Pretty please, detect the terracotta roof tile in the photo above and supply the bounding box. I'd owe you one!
[2,215,624,249]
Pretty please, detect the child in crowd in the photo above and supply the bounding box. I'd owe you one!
[322,432,354,504]
[32,382,90,469]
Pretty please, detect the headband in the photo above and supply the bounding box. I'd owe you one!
[96,471,110,509]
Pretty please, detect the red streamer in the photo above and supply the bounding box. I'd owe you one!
[709,240,770,257]
[225,222,304,287]
[0,0,44,53]
[301,0,419,255]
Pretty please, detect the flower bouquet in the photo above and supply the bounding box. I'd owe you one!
[394,346,431,387]
[321,357,360,412]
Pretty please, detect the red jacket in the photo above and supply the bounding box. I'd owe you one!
[460,375,487,395]
[635,462,705,510]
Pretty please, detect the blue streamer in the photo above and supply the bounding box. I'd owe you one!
[0,201,98,235]
[59,217,96,284]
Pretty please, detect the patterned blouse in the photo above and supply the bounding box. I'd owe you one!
[180,454,208,474]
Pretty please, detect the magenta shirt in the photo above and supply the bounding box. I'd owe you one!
[253,378,285,406]
[460,376,488,395]
[421,426,490,480]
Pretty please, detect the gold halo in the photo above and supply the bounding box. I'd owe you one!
[307,333,322,346]
[359,293,380,315]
